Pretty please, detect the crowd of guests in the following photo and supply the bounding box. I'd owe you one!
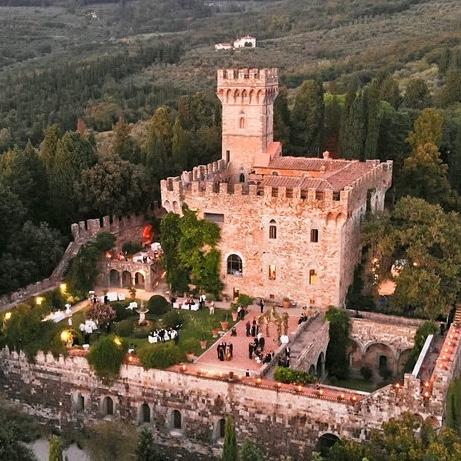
[148,327,180,344]
[278,346,291,368]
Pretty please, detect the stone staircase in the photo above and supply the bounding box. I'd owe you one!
[290,314,326,369]
[50,241,82,280]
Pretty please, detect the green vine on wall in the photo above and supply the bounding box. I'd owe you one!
[160,208,223,296]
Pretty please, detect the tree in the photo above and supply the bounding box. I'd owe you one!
[403,79,431,109]
[363,197,461,319]
[87,335,127,383]
[76,159,152,216]
[407,108,444,150]
[222,416,238,461]
[0,425,37,461]
[340,90,366,159]
[447,377,461,435]
[136,428,162,461]
[39,124,61,173]
[405,321,438,371]
[171,117,189,173]
[290,80,324,154]
[112,119,141,164]
[48,435,63,461]
[240,439,264,461]
[323,94,342,155]
[363,80,381,159]
[86,421,137,461]
[379,75,401,109]
[439,70,461,107]
[274,86,291,147]
[325,307,350,379]
[48,131,97,228]
[0,182,26,253]
[0,143,48,221]
[327,414,461,461]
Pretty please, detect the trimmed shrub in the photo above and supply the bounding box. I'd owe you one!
[132,324,151,339]
[274,367,316,385]
[115,319,134,337]
[163,310,185,329]
[138,342,184,369]
[87,335,127,382]
[147,295,170,316]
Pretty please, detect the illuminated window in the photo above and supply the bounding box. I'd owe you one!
[269,219,277,239]
[310,229,319,242]
[309,269,318,285]
[227,254,243,276]
[269,265,276,280]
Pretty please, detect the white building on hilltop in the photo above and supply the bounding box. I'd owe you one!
[215,35,256,51]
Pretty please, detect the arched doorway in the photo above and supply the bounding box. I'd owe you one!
[140,403,150,424]
[102,396,114,416]
[364,343,395,379]
[122,271,132,288]
[172,410,182,430]
[135,272,145,289]
[317,433,340,456]
[109,270,120,287]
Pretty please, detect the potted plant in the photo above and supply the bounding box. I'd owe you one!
[186,351,195,362]
[199,336,207,350]
[220,314,230,331]
[282,297,291,309]
[231,304,239,322]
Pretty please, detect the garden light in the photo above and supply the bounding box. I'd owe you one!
[60,283,67,293]
[35,296,44,306]
[113,337,122,346]
[4,312,11,321]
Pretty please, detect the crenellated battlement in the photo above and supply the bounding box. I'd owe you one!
[217,68,278,86]
[160,159,393,216]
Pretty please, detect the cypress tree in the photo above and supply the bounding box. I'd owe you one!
[136,428,161,461]
[48,435,63,461]
[222,416,238,461]
[364,80,381,159]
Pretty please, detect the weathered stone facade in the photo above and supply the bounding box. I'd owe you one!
[161,68,392,307]
[1,313,460,460]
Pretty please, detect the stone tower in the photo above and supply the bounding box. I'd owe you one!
[217,68,280,180]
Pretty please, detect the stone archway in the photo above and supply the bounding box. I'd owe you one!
[316,433,340,457]
[135,272,145,289]
[122,271,132,288]
[397,348,413,375]
[364,342,396,379]
[109,269,120,287]
[347,339,363,369]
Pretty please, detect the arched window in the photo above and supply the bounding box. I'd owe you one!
[310,229,319,242]
[140,403,150,424]
[172,410,182,429]
[77,394,85,413]
[218,418,225,439]
[239,173,245,183]
[269,219,277,239]
[240,117,245,129]
[227,254,243,276]
[268,265,276,280]
[103,396,114,416]
[309,269,318,285]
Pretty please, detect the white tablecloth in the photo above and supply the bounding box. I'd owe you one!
[181,303,199,311]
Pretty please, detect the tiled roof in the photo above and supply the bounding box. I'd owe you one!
[268,156,351,172]
[263,156,379,191]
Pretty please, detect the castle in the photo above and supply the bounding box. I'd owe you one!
[161,68,393,307]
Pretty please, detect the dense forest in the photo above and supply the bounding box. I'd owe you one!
[0,0,461,307]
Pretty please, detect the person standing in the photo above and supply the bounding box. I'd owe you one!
[259,298,264,314]
[245,321,251,336]
[248,342,254,359]
[209,301,215,315]
[251,319,257,337]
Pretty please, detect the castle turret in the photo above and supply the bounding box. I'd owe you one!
[217,68,280,180]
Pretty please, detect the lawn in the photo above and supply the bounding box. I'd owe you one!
[67,299,235,368]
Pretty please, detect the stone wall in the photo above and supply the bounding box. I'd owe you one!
[160,160,391,308]
[3,316,460,461]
